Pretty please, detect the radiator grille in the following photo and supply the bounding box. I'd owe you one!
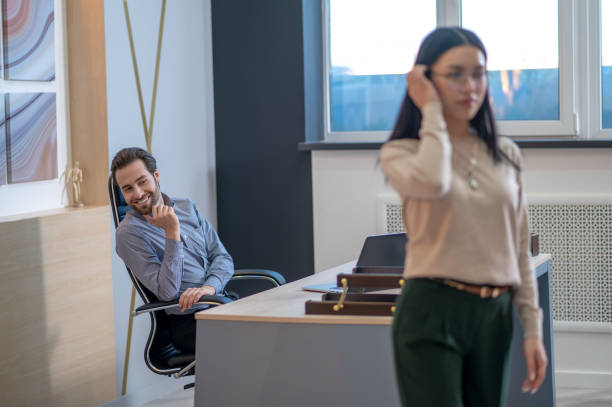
[384,204,405,234]
[380,198,612,323]
[528,204,612,323]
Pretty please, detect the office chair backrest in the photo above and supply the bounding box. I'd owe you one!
[108,176,186,374]
[109,177,130,226]
[108,177,152,300]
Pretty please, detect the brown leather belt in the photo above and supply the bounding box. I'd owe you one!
[433,278,511,298]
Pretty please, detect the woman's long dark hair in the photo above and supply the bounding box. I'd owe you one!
[388,27,514,167]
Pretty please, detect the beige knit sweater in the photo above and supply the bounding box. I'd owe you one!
[380,101,542,338]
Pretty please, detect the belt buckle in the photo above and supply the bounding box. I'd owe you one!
[480,286,490,298]
[480,286,500,298]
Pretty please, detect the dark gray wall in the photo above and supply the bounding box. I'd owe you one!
[211,0,316,281]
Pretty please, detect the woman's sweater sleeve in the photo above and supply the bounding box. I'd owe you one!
[508,142,543,339]
[379,101,452,199]
[514,182,543,338]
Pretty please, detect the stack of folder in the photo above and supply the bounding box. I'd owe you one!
[304,233,406,316]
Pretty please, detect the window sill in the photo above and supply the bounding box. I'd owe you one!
[299,138,612,151]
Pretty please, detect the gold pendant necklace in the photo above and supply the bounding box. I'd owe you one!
[466,141,479,190]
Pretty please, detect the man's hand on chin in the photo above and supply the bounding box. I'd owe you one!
[144,204,180,241]
[178,285,217,312]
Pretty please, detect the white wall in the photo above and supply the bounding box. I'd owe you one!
[312,150,389,273]
[554,322,612,389]
[104,0,216,405]
[312,148,612,271]
[311,147,612,388]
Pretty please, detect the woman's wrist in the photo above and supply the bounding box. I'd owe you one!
[421,100,443,116]
[419,101,449,144]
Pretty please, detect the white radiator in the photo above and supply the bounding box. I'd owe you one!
[377,194,612,323]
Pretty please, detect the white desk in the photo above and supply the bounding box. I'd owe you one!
[194,254,554,407]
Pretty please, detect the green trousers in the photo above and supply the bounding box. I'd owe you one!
[392,278,513,407]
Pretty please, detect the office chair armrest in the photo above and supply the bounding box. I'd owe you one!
[233,269,287,286]
[133,294,233,316]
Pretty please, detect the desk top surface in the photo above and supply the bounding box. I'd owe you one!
[195,254,551,325]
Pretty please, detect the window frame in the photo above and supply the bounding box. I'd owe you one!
[587,0,612,137]
[323,0,609,142]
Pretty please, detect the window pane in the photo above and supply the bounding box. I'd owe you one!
[329,0,436,132]
[602,0,612,129]
[462,0,559,121]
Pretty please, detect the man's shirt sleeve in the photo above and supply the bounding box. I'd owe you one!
[116,227,184,301]
[193,203,234,294]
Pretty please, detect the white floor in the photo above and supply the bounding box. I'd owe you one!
[556,387,612,407]
[139,386,612,407]
[139,387,192,407]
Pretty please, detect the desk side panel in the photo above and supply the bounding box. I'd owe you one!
[195,321,401,407]
[507,260,556,406]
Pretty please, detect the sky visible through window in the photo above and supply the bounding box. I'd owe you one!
[330,0,435,75]
[462,0,558,71]
[331,0,567,74]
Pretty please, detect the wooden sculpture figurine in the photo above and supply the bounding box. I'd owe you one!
[62,161,84,207]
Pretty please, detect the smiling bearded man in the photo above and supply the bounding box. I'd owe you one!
[111,147,234,353]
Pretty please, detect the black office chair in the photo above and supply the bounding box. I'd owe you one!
[108,176,286,381]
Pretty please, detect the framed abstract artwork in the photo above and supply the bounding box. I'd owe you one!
[0,93,5,185]
[5,93,56,183]
[2,0,55,81]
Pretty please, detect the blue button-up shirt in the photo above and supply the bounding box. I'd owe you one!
[116,195,234,314]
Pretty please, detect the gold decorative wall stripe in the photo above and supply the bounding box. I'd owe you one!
[121,0,167,395]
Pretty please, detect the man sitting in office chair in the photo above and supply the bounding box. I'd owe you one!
[111,147,234,354]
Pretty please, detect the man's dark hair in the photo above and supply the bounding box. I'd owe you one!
[111,147,157,184]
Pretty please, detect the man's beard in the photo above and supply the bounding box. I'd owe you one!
[132,181,162,215]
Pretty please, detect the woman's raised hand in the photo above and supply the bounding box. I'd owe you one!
[406,65,440,110]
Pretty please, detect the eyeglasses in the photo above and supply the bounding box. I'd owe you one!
[427,70,487,90]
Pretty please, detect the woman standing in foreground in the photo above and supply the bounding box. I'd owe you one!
[380,27,548,406]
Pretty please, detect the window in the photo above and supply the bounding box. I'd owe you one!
[326,0,436,141]
[325,0,608,141]
[602,0,612,129]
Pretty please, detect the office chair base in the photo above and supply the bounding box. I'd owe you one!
[173,360,196,379]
